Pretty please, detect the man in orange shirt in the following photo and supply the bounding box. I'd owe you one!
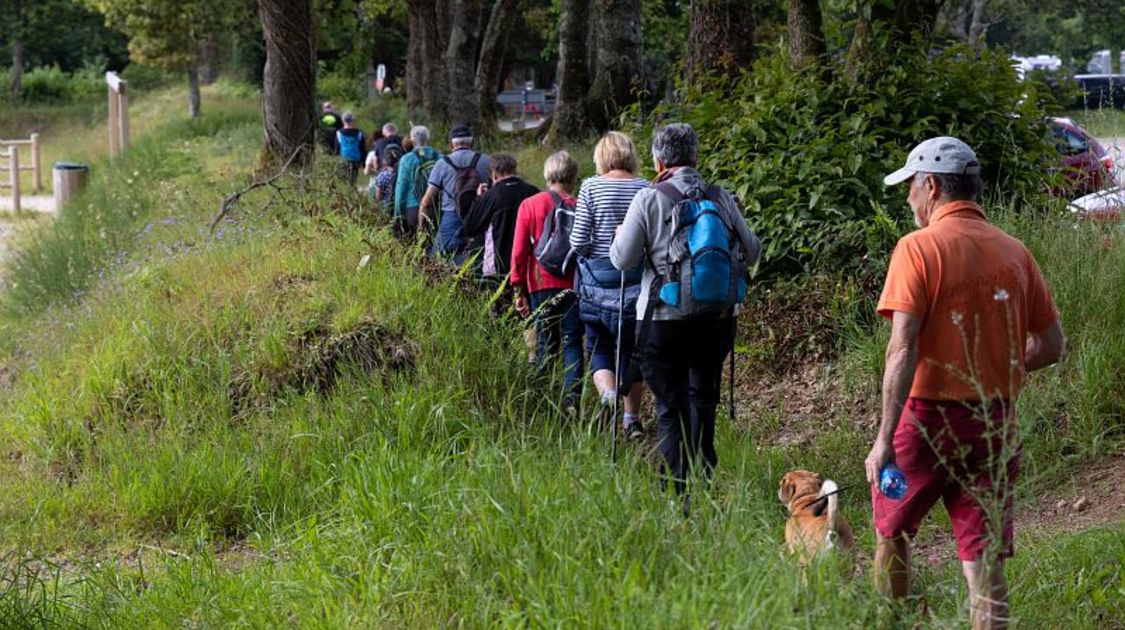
[865,137,1065,629]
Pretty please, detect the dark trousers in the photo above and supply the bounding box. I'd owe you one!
[530,289,584,404]
[639,316,735,492]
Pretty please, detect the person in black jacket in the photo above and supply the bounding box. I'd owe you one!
[462,153,539,278]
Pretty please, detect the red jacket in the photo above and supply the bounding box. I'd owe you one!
[510,190,575,294]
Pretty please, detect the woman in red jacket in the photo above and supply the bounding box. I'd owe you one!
[510,151,584,406]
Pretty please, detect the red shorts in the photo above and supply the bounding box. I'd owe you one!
[872,398,1021,561]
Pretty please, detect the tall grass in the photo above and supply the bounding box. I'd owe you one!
[0,93,1120,627]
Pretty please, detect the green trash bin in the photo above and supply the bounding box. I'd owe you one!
[53,161,89,212]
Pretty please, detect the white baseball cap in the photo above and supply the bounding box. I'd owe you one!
[884,136,981,186]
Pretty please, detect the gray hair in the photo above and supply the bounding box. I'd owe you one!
[490,153,518,177]
[543,150,579,188]
[382,122,398,136]
[914,171,983,202]
[410,125,430,146]
[651,123,698,168]
[451,136,474,149]
[342,111,356,124]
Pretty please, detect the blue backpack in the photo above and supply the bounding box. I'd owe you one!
[652,182,747,318]
[337,130,365,162]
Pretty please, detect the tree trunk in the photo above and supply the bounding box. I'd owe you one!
[187,65,202,118]
[421,1,447,122]
[9,39,24,99]
[585,0,644,133]
[846,0,944,85]
[444,0,482,127]
[546,0,592,145]
[405,1,425,110]
[687,0,755,85]
[967,0,988,46]
[787,0,827,70]
[259,0,316,161]
[475,0,518,132]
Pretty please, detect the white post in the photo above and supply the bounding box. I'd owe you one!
[108,84,119,158]
[30,133,41,193]
[10,146,20,214]
[118,83,130,151]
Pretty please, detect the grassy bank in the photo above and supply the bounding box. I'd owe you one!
[0,93,1121,627]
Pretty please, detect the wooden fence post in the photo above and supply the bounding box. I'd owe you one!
[108,83,119,158]
[30,133,41,192]
[119,83,130,150]
[9,146,20,214]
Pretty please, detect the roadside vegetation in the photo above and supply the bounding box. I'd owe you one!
[0,82,1121,627]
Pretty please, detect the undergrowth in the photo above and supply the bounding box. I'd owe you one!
[0,90,1120,628]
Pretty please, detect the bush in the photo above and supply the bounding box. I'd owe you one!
[641,44,1063,278]
[3,64,104,104]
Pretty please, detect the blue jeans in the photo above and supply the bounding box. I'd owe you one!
[530,289,584,404]
[433,210,466,261]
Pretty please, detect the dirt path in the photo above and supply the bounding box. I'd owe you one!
[0,195,55,213]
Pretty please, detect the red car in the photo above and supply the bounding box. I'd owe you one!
[1049,117,1117,196]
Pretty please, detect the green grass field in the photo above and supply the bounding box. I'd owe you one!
[0,90,1121,628]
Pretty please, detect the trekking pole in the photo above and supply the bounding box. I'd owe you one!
[612,269,625,464]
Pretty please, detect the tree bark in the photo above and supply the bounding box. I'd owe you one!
[585,0,644,133]
[187,65,202,118]
[546,0,592,145]
[10,39,24,99]
[475,0,518,132]
[421,1,447,122]
[259,0,316,161]
[967,0,988,45]
[444,0,482,127]
[687,0,755,85]
[846,0,945,85]
[787,0,827,70]
[405,1,425,110]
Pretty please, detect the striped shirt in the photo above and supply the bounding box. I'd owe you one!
[570,175,649,258]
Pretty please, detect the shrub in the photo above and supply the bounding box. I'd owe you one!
[640,44,1063,278]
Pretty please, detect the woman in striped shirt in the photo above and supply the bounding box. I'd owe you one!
[570,131,649,440]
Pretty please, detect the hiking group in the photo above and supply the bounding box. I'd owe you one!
[320,101,1065,629]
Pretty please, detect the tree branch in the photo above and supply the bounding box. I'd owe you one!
[210,145,304,233]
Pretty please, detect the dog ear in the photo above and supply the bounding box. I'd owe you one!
[778,474,796,504]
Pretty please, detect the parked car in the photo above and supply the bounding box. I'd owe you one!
[1049,117,1117,196]
[1069,186,1124,222]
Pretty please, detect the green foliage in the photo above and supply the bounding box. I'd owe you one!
[0,64,104,104]
[644,44,1062,277]
[82,0,236,72]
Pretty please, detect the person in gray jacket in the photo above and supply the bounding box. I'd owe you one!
[610,123,761,496]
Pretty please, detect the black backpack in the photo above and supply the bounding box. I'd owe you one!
[445,153,483,218]
[533,191,577,277]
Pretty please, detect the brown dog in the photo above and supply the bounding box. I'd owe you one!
[778,470,856,570]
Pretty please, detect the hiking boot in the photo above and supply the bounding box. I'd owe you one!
[623,420,645,441]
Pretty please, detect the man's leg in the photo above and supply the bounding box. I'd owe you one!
[686,317,734,479]
[641,321,691,491]
[874,532,911,598]
[962,560,1009,630]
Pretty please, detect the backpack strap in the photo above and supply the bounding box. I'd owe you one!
[469,152,481,170]
[546,190,563,208]
[655,181,685,204]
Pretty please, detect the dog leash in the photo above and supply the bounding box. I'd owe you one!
[808,484,855,507]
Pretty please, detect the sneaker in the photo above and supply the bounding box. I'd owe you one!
[623,420,645,441]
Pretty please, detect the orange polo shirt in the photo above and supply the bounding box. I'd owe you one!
[877,201,1058,401]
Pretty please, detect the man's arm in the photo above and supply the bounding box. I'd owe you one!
[462,187,495,236]
[1025,321,1065,372]
[394,157,410,216]
[417,184,439,233]
[609,192,649,271]
[865,310,922,485]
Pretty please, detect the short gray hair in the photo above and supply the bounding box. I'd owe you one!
[451,136,474,149]
[410,125,430,146]
[914,171,983,202]
[490,153,518,177]
[342,111,356,124]
[382,122,398,136]
[543,150,579,188]
[651,123,698,168]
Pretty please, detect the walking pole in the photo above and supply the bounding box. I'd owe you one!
[612,270,625,463]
